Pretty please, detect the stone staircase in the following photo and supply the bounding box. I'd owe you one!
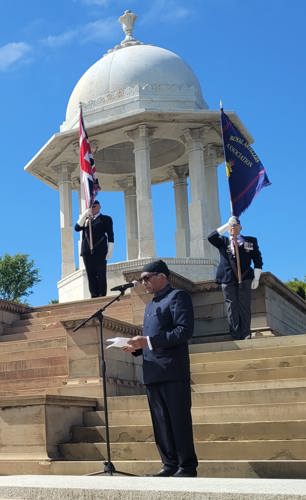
[56,334,306,478]
[1,296,306,477]
[0,296,134,397]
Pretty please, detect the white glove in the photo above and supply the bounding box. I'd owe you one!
[77,208,92,226]
[106,242,114,260]
[217,216,240,234]
[217,222,230,234]
[251,268,262,289]
[228,216,240,227]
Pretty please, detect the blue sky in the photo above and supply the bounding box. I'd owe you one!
[1,0,305,306]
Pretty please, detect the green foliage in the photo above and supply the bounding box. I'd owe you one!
[0,253,41,303]
[285,276,306,300]
[49,298,59,304]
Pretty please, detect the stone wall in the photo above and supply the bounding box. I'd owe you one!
[0,395,96,459]
[0,300,29,335]
[124,270,306,342]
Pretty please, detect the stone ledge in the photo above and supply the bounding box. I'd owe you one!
[62,315,142,336]
[0,394,97,409]
[1,476,306,500]
[0,300,30,314]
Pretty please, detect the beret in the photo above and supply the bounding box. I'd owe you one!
[142,260,170,277]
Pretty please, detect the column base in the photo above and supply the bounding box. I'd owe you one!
[57,258,219,303]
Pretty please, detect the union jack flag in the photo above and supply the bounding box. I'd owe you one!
[79,106,101,208]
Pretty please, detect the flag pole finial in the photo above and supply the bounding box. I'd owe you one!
[219,99,223,110]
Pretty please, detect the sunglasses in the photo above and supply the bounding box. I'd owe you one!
[140,273,158,283]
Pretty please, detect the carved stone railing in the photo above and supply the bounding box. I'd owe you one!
[0,300,30,335]
[0,300,30,314]
[62,316,142,336]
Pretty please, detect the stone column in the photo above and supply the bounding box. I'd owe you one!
[168,165,190,257]
[126,125,155,259]
[184,128,213,260]
[117,176,138,260]
[55,163,76,278]
[72,140,86,271]
[204,143,222,232]
[71,175,84,271]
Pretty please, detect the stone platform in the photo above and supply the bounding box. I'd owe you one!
[1,476,306,500]
[0,274,305,479]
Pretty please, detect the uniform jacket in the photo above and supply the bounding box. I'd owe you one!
[134,285,194,385]
[75,214,114,257]
[208,230,263,284]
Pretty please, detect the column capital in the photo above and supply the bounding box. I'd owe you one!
[116,175,136,193]
[183,127,205,144]
[72,139,98,156]
[126,124,155,142]
[72,140,79,157]
[167,165,189,183]
[204,143,224,167]
[52,162,77,182]
[71,176,80,189]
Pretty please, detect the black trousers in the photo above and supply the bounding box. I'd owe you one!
[83,254,107,298]
[146,380,198,472]
[221,279,252,339]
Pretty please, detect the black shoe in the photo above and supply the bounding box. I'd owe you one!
[151,467,177,477]
[173,468,197,477]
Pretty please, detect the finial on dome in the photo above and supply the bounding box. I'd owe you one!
[119,10,137,41]
[105,10,142,55]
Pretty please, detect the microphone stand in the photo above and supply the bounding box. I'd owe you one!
[73,290,136,476]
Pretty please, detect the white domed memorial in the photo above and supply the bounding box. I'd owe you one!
[24,10,252,302]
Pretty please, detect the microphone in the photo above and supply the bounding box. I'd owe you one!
[110,281,139,292]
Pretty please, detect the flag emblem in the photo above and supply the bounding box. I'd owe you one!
[79,107,101,208]
[221,109,271,217]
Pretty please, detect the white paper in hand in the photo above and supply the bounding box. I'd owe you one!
[106,337,130,349]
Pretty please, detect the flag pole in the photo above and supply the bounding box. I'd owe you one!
[220,100,242,284]
[88,215,94,254]
[79,103,94,253]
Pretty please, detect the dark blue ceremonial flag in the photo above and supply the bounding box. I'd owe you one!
[221,109,271,217]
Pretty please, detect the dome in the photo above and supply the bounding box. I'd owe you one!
[63,13,207,130]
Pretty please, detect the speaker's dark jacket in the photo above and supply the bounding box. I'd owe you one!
[134,285,194,385]
[208,230,263,284]
[75,214,114,257]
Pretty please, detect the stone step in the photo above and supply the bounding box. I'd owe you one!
[191,365,306,385]
[0,355,67,374]
[1,459,306,478]
[0,358,68,380]
[0,337,66,355]
[0,328,66,343]
[21,297,133,323]
[51,459,306,478]
[106,385,306,411]
[190,343,306,364]
[0,363,67,382]
[190,354,306,373]
[71,420,306,443]
[2,320,62,334]
[84,401,306,426]
[192,378,306,393]
[0,347,67,364]
[0,375,67,395]
[189,334,306,356]
[0,373,99,397]
[59,439,306,461]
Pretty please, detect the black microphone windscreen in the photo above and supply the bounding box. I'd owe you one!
[110,281,138,292]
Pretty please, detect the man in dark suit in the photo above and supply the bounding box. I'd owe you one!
[208,216,263,340]
[75,199,114,298]
[124,260,198,478]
